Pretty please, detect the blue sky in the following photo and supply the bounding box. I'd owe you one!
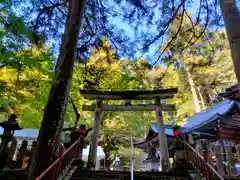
[112,17,158,61]
[110,1,202,63]
[13,0,233,64]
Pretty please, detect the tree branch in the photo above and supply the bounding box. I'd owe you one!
[35,0,68,30]
[69,96,80,129]
[140,0,186,51]
[152,4,185,66]
[183,0,209,50]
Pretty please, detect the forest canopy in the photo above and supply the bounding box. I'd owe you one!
[0,0,239,174]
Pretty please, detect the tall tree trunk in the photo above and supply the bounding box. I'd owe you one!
[186,67,201,113]
[55,117,65,151]
[219,0,240,83]
[28,0,85,179]
[197,87,206,109]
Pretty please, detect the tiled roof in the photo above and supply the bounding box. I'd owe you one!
[180,99,236,133]
[151,124,174,136]
[133,124,175,148]
[0,128,39,138]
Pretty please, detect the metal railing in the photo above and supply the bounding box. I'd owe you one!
[36,137,83,180]
[183,140,224,180]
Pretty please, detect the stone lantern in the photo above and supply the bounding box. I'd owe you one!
[144,145,160,172]
[172,139,189,171]
[145,156,160,172]
[0,114,22,169]
[113,154,122,171]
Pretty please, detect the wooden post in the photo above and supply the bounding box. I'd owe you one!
[155,98,170,170]
[236,143,240,176]
[7,139,17,167]
[195,140,202,155]
[236,144,240,162]
[213,145,225,175]
[104,157,106,169]
[87,99,102,169]
[225,145,236,176]
[201,139,212,165]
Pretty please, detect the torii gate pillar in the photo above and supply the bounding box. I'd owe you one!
[155,98,170,170]
[87,100,102,169]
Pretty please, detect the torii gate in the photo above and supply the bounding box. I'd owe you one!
[80,88,178,170]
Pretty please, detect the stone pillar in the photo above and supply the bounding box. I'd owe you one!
[213,145,225,175]
[87,100,102,169]
[225,145,236,176]
[155,98,170,170]
[145,157,160,172]
[156,149,162,171]
[95,159,100,170]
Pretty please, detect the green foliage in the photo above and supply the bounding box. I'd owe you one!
[0,1,236,168]
[0,1,54,127]
[0,1,48,70]
[159,12,236,124]
[0,59,53,127]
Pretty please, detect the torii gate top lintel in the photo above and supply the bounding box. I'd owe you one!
[80,88,178,100]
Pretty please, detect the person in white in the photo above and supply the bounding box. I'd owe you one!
[115,154,120,165]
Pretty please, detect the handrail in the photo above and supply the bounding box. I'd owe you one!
[36,136,83,180]
[181,140,224,180]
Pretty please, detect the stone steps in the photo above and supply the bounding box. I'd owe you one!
[70,169,193,180]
